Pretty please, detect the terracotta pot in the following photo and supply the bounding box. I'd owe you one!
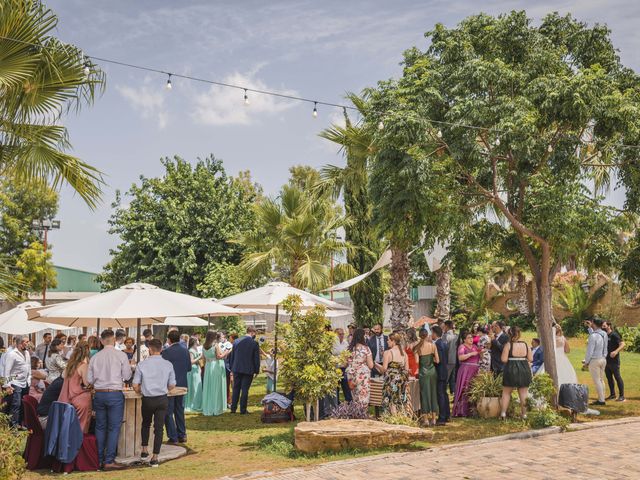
[477,397,501,418]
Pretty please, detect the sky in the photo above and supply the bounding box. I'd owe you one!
[44,0,640,273]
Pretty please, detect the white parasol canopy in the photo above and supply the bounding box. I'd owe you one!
[220,282,351,311]
[27,282,248,328]
[162,316,209,327]
[0,301,64,335]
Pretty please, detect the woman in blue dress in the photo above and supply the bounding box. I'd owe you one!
[185,337,203,412]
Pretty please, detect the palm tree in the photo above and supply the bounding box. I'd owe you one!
[554,280,607,336]
[239,181,347,291]
[453,279,502,323]
[0,0,106,208]
[318,92,384,326]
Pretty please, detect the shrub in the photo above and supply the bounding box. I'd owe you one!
[528,373,556,408]
[0,413,26,480]
[618,326,640,353]
[526,407,569,430]
[328,401,370,420]
[508,313,536,331]
[467,372,503,405]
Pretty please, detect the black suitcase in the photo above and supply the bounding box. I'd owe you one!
[558,383,589,413]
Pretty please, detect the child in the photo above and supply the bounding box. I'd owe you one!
[262,348,277,394]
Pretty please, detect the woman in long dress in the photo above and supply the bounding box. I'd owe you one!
[378,332,409,415]
[202,331,229,416]
[452,332,482,417]
[186,337,203,412]
[58,341,92,432]
[537,324,577,385]
[346,328,374,406]
[414,328,440,426]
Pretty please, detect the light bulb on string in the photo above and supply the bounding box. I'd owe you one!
[495,137,500,146]
[436,130,443,138]
[244,89,249,105]
[83,62,90,77]
[312,102,318,118]
[165,74,172,90]
[378,121,384,130]
[547,144,553,153]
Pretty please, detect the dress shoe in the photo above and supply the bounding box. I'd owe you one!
[178,437,187,443]
[616,396,626,402]
[590,400,606,406]
[606,394,616,401]
[167,439,178,445]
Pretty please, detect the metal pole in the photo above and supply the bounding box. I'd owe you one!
[42,228,48,305]
[273,304,279,392]
[136,318,141,363]
[207,314,211,330]
[97,318,101,335]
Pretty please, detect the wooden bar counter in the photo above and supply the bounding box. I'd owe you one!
[117,387,187,459]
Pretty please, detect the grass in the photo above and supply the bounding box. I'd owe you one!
[22,332,640,479]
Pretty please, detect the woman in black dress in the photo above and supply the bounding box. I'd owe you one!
[499,326,533,419]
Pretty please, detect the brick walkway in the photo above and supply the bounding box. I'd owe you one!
[227,418,640,480]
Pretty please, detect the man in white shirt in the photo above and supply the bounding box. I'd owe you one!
[2,335,31,428]
[114,329,126,351]
[584,318,608,405]
[333,328,352,402]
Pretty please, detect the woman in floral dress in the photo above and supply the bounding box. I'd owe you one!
[346,328,374,406]
[378,332,409,414]
[477,326,492,372]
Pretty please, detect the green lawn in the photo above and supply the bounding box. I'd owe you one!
[23,333,640,479]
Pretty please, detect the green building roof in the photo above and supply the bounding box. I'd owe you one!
[49,266,102,293]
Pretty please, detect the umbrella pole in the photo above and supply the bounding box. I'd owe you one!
[207,314,211,330]
[136,318,141,364]
[97,318,101,336]
[273,304,279,393]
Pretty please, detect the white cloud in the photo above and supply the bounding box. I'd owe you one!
[116,79,168,129]
[191,72,298,126]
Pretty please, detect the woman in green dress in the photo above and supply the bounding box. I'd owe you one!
[413,328,440,426]
[185,337,203,412]
[202,331,230,416]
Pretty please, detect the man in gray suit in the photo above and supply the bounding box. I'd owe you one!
[443,320,458,394]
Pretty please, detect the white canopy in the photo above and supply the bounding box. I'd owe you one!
[162,316,209,327]
[324,250,392,292]
[27,282,248,328]
[0,301,64,335]
[220,282,351,311]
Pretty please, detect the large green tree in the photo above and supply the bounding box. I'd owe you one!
[0,0,105,207]
[99,155,261,295]
[239,166,347,291]
[319,93,384,326]
[380,11,640,385]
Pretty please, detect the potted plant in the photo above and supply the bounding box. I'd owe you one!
[467,371,503,418]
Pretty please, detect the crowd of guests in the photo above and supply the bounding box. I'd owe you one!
[1,325,263,469]
[337,316,627,425]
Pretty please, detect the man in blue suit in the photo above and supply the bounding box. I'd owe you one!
[162,330,191,443]
[229,326,260,414]
[367,323,388,377]
[432,325,450,426]
[531,338,544,374]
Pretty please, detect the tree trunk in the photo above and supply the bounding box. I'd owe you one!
[515,273,529,315]
[536,273,559,391]
[435,265,451,323]
[388,247,412,331]
[305,402,311,422]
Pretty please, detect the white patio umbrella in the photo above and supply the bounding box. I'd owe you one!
[28,282,249,361]
[162,316,209,327]
[0,301,63,335]
[220,281,351,390]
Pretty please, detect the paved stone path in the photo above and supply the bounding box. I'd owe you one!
[227,418,640,480]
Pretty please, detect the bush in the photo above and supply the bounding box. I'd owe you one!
[560,316,585,338]
[0,413,26,480]
[618,326,640,353]
[528,373,556,408]
[508,313,536,331]
[526,407,569,430]
[328,401,370,420]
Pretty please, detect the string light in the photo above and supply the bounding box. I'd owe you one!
[494,137,500,146]
[165,74,172,90]
[244,89,249,105]
[312,102,318,118]
[547,144,553,152]
[378,120,384,130]
[436,130,443,138]
[83,62,90,76]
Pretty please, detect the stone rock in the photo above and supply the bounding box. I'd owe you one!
[294,419,431,453]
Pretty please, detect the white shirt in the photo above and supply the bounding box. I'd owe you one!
[115,341,125,351]
[332,338,350,356]
[3,348,31,388]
